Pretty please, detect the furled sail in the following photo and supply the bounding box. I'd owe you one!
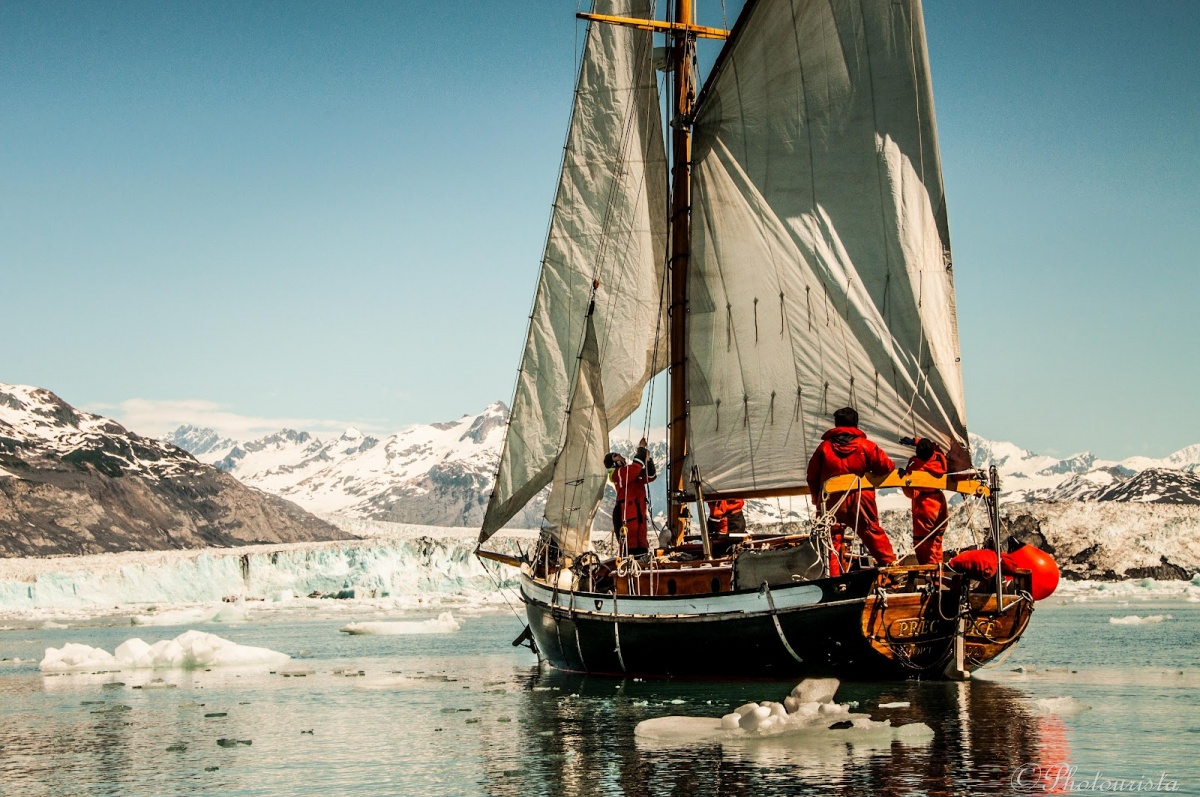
[686,0,970,495]
[541,307,610,557]
[480,0,668,542]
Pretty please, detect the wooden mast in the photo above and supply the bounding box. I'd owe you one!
[666,0,694,538]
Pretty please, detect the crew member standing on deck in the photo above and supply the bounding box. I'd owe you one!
[605,437,657,557]
[900,436,950,565]
[806,407,897,575]
[707,499,747,537]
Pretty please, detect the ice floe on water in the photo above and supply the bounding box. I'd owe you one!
[131,602,248,626]
[635,678,933,748]
[1055,576,1200,603]
[1027,696,1092,716]
[339,611,461,635]
[1108,614,1173,625]
[40,630,290,673]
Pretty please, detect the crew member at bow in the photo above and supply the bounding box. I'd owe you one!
[900,436,950,565]
[806,407,897,575]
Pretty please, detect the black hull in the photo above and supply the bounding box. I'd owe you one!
[522,570,927,680]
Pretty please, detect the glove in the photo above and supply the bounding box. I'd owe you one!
[899,436,916,447]
[896,468,906,477]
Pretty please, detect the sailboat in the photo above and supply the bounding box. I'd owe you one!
[476,0,1045,680]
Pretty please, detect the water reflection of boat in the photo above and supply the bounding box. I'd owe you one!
[476,0,1039,680]
[484,670,1065,797]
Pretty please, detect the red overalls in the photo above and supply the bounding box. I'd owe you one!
[806,427,897,575]
[612,457,653,553]
[903,444,949,565]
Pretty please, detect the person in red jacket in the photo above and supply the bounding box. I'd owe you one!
[706,498,747,537]
[806,407,897,575]
[901,437,950,565]
[605,437,657,556]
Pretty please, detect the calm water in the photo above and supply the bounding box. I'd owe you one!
[1,598,1198,796]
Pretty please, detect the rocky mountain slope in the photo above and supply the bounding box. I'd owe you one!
[0,384,352,557]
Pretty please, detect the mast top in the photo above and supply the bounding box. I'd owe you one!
[576,12,729,40]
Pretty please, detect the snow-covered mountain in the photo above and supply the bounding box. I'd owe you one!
[165,402,535,528]
[165,405,1200,533]
[0,383,350,556]
[969,434,1200,503]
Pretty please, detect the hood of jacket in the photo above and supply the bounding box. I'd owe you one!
[822,426,866,458]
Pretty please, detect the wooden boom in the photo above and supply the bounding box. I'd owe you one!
[822,470,991,498]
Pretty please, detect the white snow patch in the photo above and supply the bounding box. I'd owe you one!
[339,612,461,635]
[39,630,290,672]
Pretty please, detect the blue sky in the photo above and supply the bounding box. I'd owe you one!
[2,1,1197,459]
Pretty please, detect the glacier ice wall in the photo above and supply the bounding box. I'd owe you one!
[0,534,524,611]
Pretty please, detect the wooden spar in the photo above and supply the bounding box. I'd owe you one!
[697,471,991,502]
[575,12,728,39]
[474,548,523,569]
[667,0,694,538]
[821,471,991,498]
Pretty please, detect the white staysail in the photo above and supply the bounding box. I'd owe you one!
[480,0,668,542]
[685,0,970,495]
[541,308,610,558]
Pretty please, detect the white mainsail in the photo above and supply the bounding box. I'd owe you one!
[480,0,667,542]
[685,0,970,495]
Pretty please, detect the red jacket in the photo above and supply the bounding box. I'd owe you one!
[707,499,745,520]
[902,447,948,499]
[611,447,656,520]
[612,461,649,504]
[806,427,895,509]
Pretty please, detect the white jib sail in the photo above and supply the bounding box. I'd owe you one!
[480,0,668,542]
[542,309,610,558]
[686,0,970,495]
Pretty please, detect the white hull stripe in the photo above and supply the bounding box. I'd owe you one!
[521,573,827,619]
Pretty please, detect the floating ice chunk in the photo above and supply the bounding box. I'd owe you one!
[130,602,247,626]
[790,677,839,704]
[210,603,248,623]
[877,701,911,709]
[132,607,215,626]
[42,620,69,630]
[1109,614,1173,625]
[339,612,461,635]
[40,642,119,672]
[40,630,289,672]
[1029,696,1092,716]
[635,678,932,748]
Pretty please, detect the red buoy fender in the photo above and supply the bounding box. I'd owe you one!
[1005,544,1060,601]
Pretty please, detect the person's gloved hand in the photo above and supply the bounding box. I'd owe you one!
[899,436,917,447]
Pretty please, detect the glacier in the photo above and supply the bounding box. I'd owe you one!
[0,523,529,614]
